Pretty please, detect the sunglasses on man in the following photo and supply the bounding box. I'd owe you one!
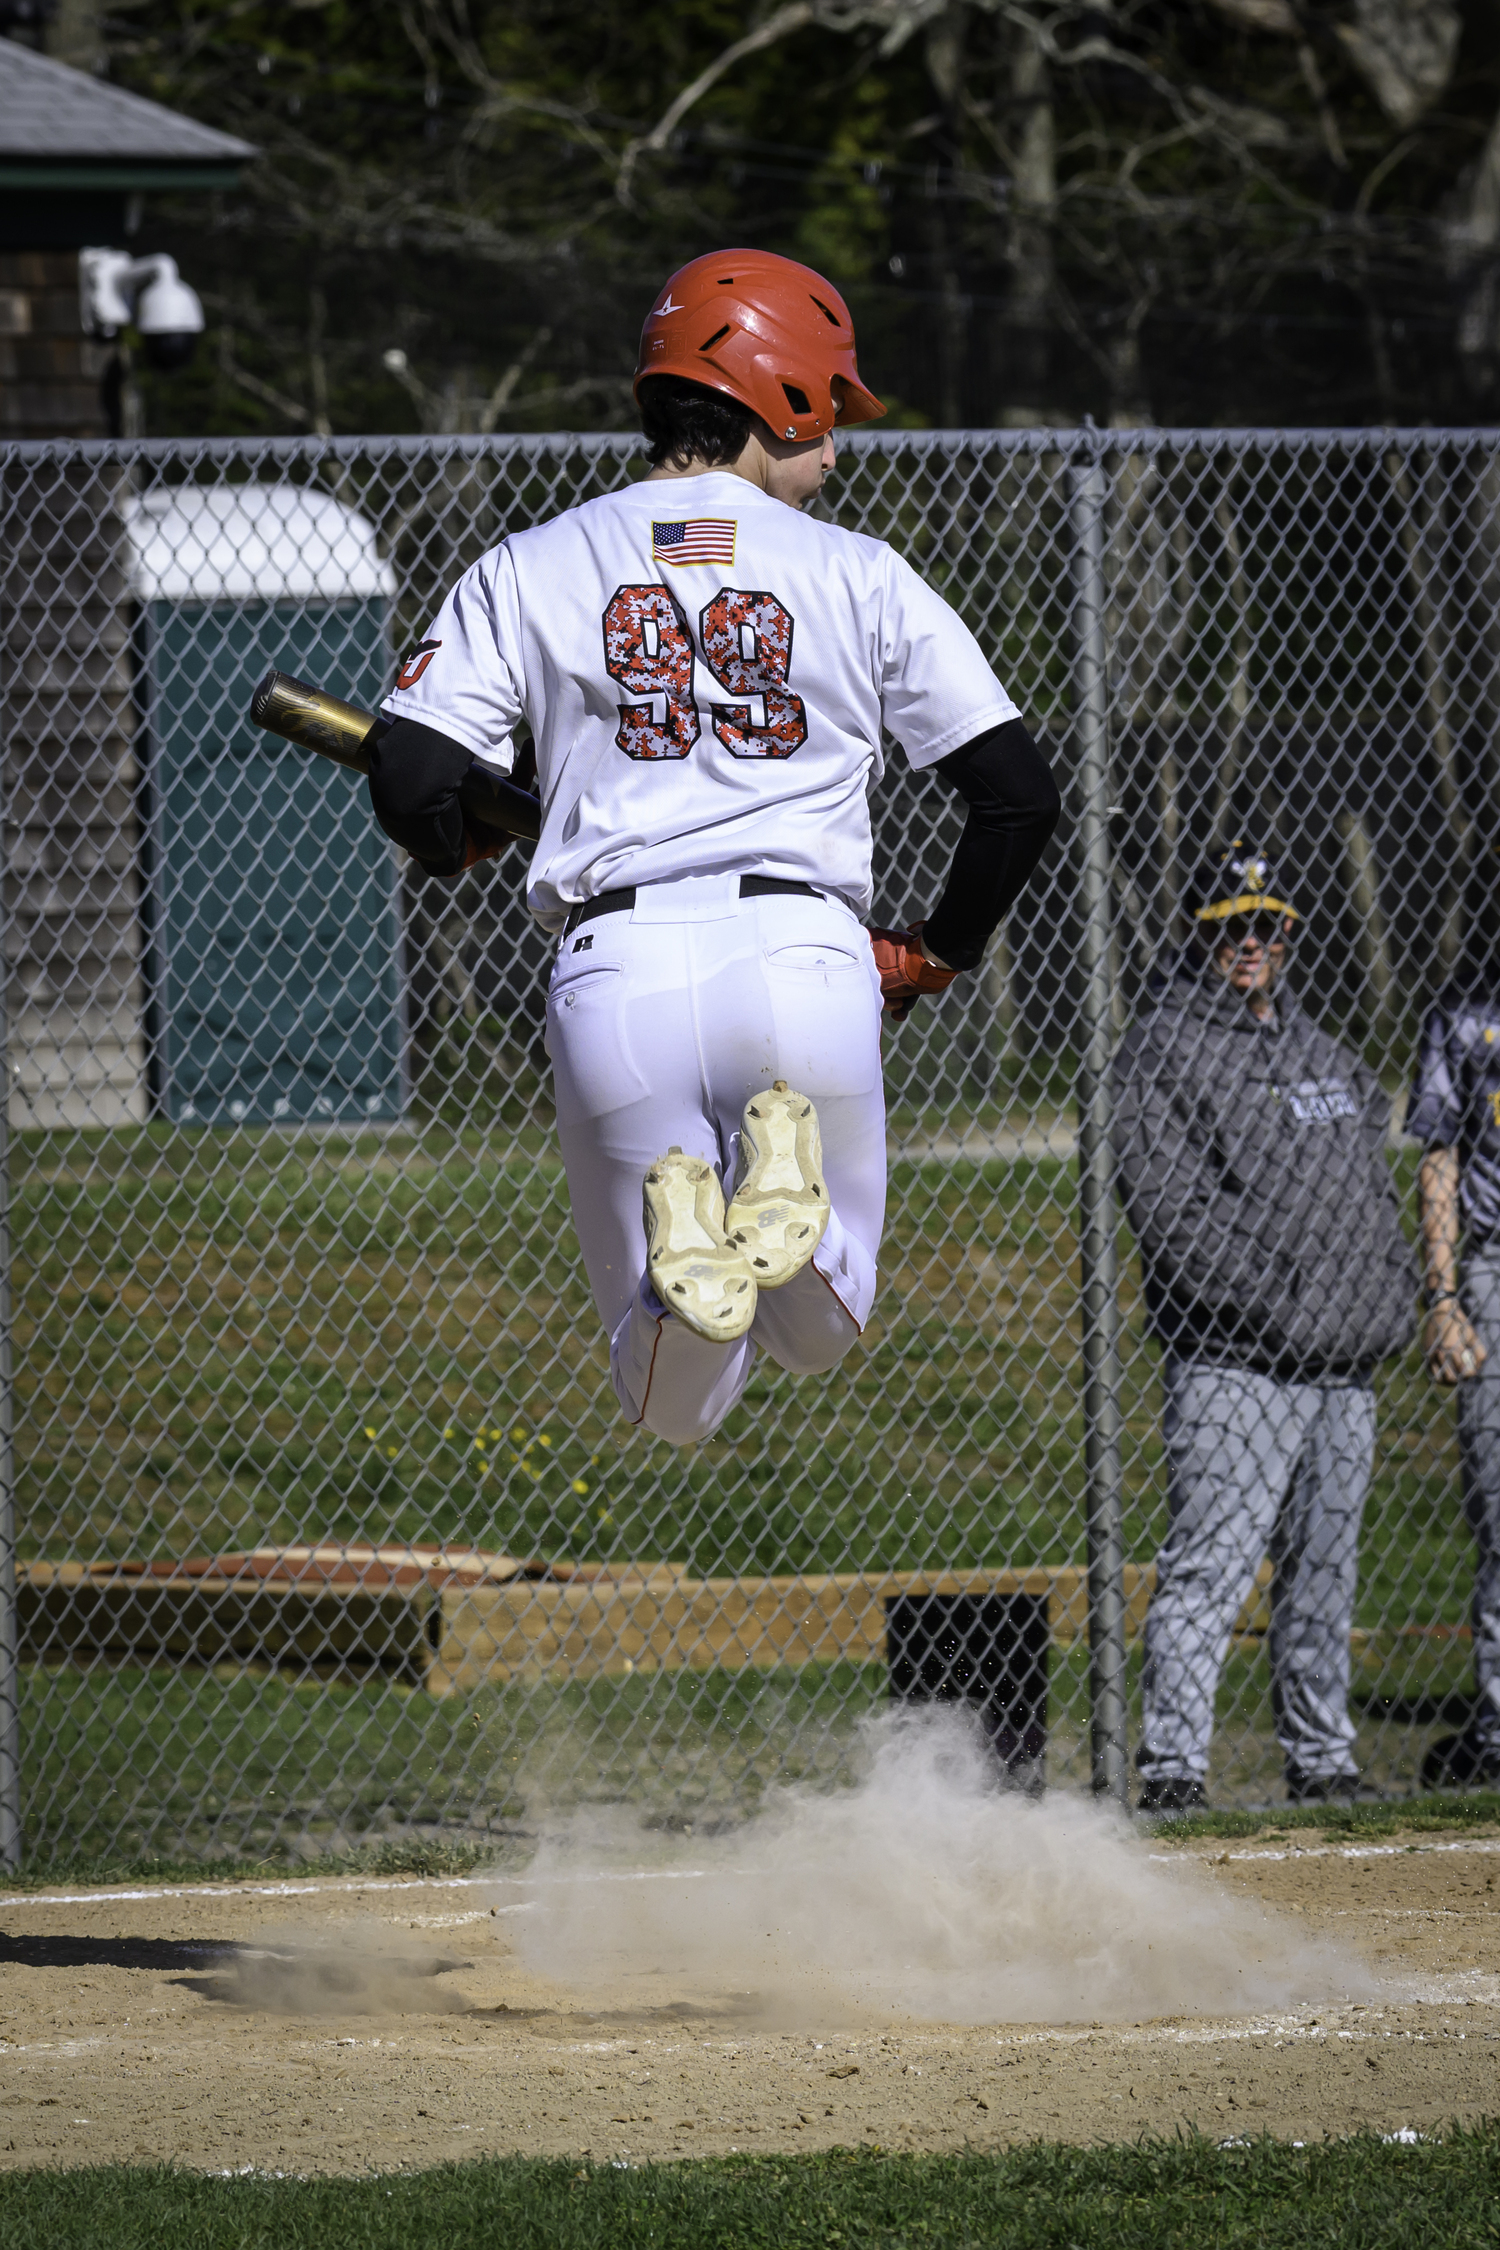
[1213,913,1288,946]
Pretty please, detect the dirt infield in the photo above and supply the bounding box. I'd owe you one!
[1,1829,1497,2175]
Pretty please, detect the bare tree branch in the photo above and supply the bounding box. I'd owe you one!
[1203,0,1298,32]
[218,326,313,427]
[1336,0,1461,132]
[616,3,815,206]
[478,323,554,431]
[1296,37,1348,170]
[407,0,620,171]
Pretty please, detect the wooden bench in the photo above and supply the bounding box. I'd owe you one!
[17,1553,1274,1697]
[423,1561,1274,1697]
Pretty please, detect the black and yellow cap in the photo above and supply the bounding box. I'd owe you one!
[1184,840,1299,924]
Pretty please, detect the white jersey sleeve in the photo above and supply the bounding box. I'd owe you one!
[877,550,1018,769]
[384,546,525,777]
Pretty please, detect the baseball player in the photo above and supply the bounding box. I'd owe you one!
[1407,968,1500,1789]
[364,250,1059,1444]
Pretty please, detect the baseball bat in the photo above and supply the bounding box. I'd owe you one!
[248,669,542,843]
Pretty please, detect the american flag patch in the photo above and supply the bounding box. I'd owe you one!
[652,517,736,567]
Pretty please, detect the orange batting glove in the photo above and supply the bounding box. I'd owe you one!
[866,919,959,1021]
[456,818,511,872]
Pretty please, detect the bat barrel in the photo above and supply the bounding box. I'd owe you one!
[250,669,378,774]
[249,666,542,844]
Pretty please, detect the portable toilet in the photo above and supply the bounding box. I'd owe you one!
[125,484,406,1124]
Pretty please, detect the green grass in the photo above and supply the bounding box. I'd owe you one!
[15,1657,894,1865]
[12,1129,1465,1596]
[1147,1790,1500,1842]
[1,2133,1497,2249]
[8,1783,1499,1896]
[0,1831,500,1895]
[10,1641,1493,1870]
[18,1132,1125,1577]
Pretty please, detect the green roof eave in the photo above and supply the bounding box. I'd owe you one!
[0,162,246,190]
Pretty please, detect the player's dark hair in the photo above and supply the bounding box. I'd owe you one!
[638,374,755,470]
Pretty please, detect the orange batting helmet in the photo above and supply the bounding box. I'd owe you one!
[634,249,886,443]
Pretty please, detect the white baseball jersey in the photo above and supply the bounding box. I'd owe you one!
[381,467,1019,931]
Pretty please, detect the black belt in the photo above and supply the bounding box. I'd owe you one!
[563,876,820,937]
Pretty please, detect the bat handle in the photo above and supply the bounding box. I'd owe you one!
[460,763,542,845]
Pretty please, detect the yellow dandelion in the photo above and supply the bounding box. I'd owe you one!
[538,1434,552,1448]
[386,1446,398,1459]
[597,1508,612,1524]
[364,1426,377,1441]
[572,1479,588,1495]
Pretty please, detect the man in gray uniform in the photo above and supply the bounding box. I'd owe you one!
[1407,972,1500,1788]
[1114,844,1416,1812]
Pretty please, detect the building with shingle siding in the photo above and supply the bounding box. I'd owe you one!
[0,37,252,1124]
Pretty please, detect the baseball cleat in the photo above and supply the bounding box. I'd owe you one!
[1136,1777,1207,1815]
[724,1079,830,1289]
[1285,1765,1362,1805]
[643,1147,757,1343]
[1421,1729,1500,1791]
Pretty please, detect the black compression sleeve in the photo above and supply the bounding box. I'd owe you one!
[365,716,474,878]
[919,718,1061,973]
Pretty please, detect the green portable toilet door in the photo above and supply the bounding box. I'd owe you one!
[143,598,406,1125]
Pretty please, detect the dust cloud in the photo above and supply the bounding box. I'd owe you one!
[513,1708,1370,2026]
[202,1929,473,2015]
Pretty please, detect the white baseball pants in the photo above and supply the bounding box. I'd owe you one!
[545,875,886,1446]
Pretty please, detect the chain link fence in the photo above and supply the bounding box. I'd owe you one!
[0,424,1492,1865]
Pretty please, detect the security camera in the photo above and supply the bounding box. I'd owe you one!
[80,249,206,372]
[134,264,205,369]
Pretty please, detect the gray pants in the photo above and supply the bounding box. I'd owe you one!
[1137,1359,1376,1785]
[1457,1250,1500,1752]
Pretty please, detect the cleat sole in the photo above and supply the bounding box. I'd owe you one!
[643,1148,758,1343]
[724,1079,830,1290]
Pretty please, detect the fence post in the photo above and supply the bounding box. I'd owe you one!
[1068,447,1129,1807]
[0,780,17,1870]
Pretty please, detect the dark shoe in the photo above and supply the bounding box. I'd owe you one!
[1421,1731,1500,1791]
[1285,1766,1360,1805]
[1138,1777,1208,1814]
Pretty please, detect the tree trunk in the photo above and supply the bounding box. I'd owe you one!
[925,5,968,428]
[1387,447,1467,969]
[1211,486,1252,835]
[1336,808,1395,1042]
[1004,14,1054,416]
